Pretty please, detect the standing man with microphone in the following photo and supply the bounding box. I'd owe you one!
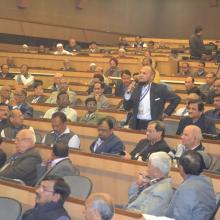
[123,66,180,130]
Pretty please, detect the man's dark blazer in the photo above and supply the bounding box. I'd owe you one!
[176,114,217,135]
[0,72,14,79]
[0,147,42,186]
[115,82,126,97]
[35,158,79,186]
[9,102,33,118]
[90,133,124,155]
[123,82,180,129]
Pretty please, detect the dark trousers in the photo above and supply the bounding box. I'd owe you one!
[135,119,151,130]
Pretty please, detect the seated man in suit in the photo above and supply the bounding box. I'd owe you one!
[42,112,80,149]
[35,143,79,185]
[0,86,11,105]
[176,62,192,77]
[124,120,170,161]
[87,82,110,109]
[0,129,41,186]
[46,77,77,106]
[115,70,132,97]
[1,109,35,140]
[205,93,220,120]
[0,64,13,79]
[85,193,114,220]
[207,77,220,104]
[176,100,216,135]
[65,38,81,52]
[54,43,73,55]
[194,61,207,77]
[127,152,173,216]
[79,97,104,125]
[184,76,203,99]
[10,87,33,118]
[0,103,9,132]
[44,91,77,122]
[22,176,71,220]
[167,151,216,220]
[90,117,124,155]
[47,73,64,92]
[124,65,180,130]
[171,125,211,169]
[14,64,34,87]
[87,73,112,95]
[27,80,48,104]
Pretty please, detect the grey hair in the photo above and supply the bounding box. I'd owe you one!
[91,198,114,220]
[149,152,171,176]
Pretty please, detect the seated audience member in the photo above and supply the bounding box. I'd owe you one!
[118,36,129,49]
[65,38,81,52]
[46,78,77,106]
[177,62,192,76]
[87,73,112,95]
[38,45,46,54]
[184,76,201,94]
[171,125,211,169]
[135,44,144,55]
[27,80,47,104]
[1,109,35,140]
[10,87,33,118]
[90,117,124,155]
[35,143,79,185]
[88,41,100,53]
[176,100,216,135]
[42,112,80,149]
[127,152,173,216]
[206,77,220,104]
[166,151,216,220]
[95,66,108,84]
[104,57,121,78]
[87,82,110,109]
[89,63,97,73]
[0,104,9,131]
[85,193,114,220]
[124,66,180,130]
[79,97,104,125]
[117,48,126,58]
[0,64,13,79]
[60,60,75,71]
[125,121,170,161]
[48,73,64,91]
[199,72,216,98]
[147,41,155,50]
[194,61,207,77]
[133,35,145,48]
[0,129,41,186]
[6,57,16,68]
[115,70,132,97]
[14,64,34,87]
[0,86,11,104]
[20,44,29,53]
[54,43,73,55]
[205,93,220,120]
[21,177,71,220]
[44,91,77,122]
[175,92,200,116]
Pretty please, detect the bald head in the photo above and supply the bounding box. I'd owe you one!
[181,125,202,149]
[85,193,114,220]
[139,66,155,84]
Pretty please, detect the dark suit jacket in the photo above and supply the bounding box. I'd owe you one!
[130,139,171,161]
[115,82,126,97]
[176,114,217,135]
[189,34,205,58]
[26,95,48,104]
[0,72,13,79]
[35,158,79,185]
[0,147,42,186]
[9,102,33,118]
[90,133,124,155]
[123,82,180,129]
